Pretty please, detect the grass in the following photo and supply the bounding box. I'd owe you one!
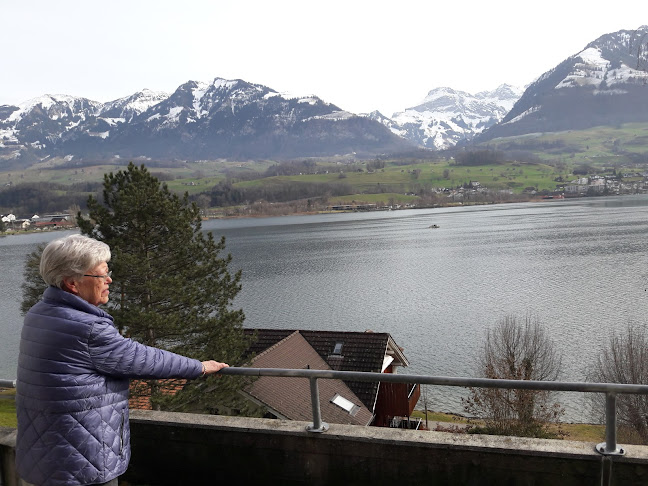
[411,410,605,443]
[555,423,605,442]
[487,122,648,165]
[0,160,272,190]
[0,389,16,428]
[228,160,567,197]
[0,389,609,443]
[165,176,224,195]
[327,193,420,205]
[4,163,132,186]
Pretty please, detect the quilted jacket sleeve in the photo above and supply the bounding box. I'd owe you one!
[88,318,203,379]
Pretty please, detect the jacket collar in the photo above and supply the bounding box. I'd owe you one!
[43,286,114,322]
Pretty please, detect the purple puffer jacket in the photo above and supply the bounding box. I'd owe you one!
[16,286,203,486]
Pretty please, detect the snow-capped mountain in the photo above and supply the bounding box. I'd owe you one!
[2,25,648,166]
[366,84,524,150]
[0,78,414,166]
[0,95,102,151]
[478,25,648,141]
[98,89,170,123]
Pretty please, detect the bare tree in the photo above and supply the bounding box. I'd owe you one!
[463,314,564,437]
[194,194,211,213]
[589,324,648,444]
[66,204,81,219]
[418,384,431,430]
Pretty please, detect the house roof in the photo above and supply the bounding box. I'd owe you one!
[33,220,75,227]
[243,329,409,411]
[244,331,374,426]
[129,379,187,410]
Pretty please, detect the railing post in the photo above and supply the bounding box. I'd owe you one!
[596,392,625,455]
[305,377,329,433]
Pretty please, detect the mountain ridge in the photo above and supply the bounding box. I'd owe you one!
[0,78,415,165]
[477,26,648,142]
[365,84,524,150]
[2,25,648,165]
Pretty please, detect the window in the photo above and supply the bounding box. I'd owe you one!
[331,393,359,416]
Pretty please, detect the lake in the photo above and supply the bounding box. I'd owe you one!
[3,195,648,422]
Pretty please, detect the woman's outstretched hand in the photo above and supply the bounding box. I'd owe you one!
[201,360,229,375]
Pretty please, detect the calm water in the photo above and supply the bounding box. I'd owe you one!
[0,230,78,382]
[3,196,648,422]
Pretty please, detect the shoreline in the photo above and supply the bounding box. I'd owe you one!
[2,193,633,230]
[200,195,570,220]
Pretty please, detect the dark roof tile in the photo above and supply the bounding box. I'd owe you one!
[243,329,407,410]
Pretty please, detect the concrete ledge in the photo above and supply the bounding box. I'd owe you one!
[4,414,648,485]
[127,410,648,485]
[0,427,19,486]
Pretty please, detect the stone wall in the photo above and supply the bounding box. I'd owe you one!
[125,411,648,486]
[3,412,648,486]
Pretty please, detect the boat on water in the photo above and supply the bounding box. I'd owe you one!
[428,224,440,229]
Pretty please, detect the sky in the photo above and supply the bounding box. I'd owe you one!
[1,1,645,117]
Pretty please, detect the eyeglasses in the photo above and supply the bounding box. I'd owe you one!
[83,270,112,280]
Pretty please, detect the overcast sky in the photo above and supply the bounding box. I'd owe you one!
[1,1,644,116]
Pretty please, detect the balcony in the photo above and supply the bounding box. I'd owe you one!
[2,371,648,485]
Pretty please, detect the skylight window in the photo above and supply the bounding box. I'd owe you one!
[331,394,359,416]
[333,342,343,355]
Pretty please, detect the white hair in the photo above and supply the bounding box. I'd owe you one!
[40,234,111,288]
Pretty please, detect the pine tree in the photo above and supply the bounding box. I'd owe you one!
[77,162,252,413]
[20,244,48,315]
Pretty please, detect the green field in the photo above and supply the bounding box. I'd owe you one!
[0,389,16,428]
[328,192,420,205]
[2,122,648,213]
[0,389,607,443]
[487,122,648,165]
[411,410,606,442]
[1,159,271,190]
[231,160,564,195]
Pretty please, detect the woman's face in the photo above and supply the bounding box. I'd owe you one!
[73,262,112,306]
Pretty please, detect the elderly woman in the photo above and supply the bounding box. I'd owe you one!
[16,234,228,486]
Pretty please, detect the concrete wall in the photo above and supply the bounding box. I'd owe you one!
[4,411,648,485]
[0,427,18,486]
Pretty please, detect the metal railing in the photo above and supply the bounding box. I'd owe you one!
[220,367,648,456]
[5,369,648,456]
